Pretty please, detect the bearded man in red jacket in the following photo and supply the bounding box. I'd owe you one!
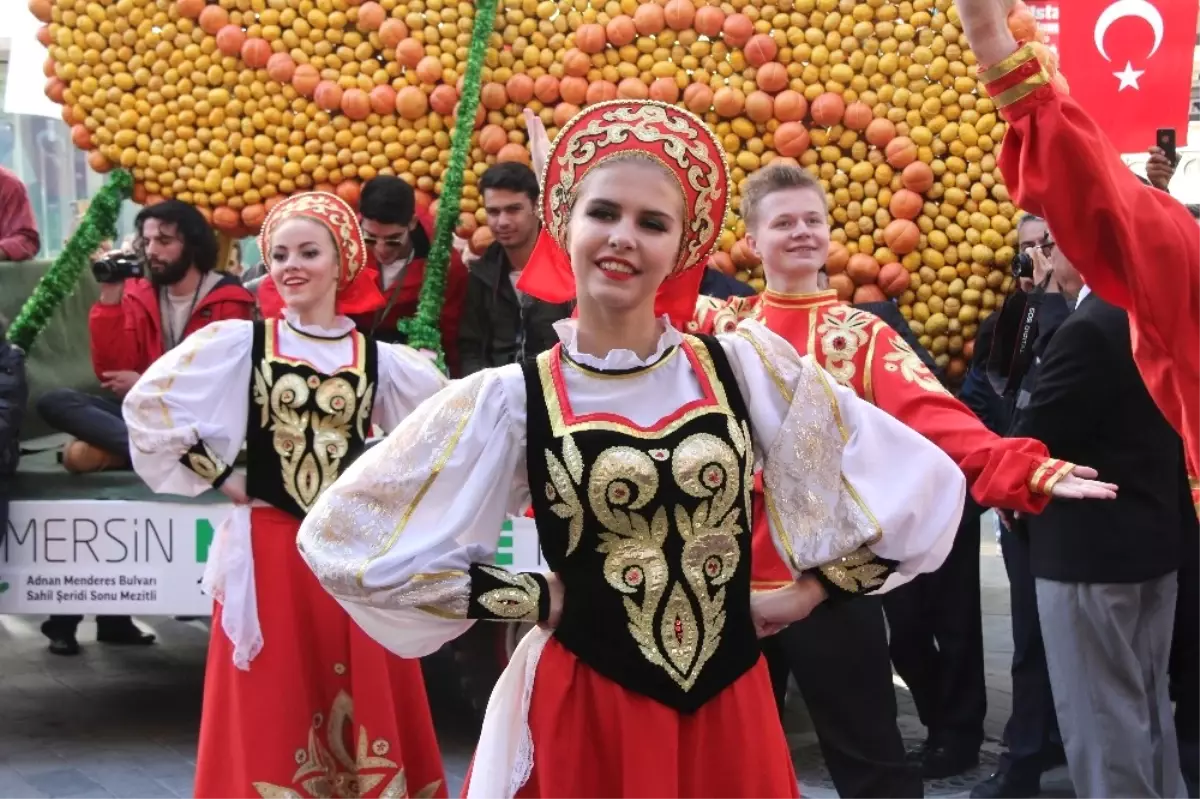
[38,200,254,476]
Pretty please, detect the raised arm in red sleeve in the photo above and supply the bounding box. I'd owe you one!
[984,44,1199,475]
[866,324,1071,514]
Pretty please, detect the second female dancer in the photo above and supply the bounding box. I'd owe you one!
[297,101,968,798]
[122,192,448,798]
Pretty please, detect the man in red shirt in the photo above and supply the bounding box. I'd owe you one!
[351,176,468,375]
[36,200,253,656]
[0,165,40,261]
[39,200,254,473]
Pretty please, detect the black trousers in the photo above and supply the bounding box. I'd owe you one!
[883,497,987,748]
[996,520,1062,778]
[43,615,136,637]
[762,597,923,798]
[36,388,129,458]
[1172,520,1199,797]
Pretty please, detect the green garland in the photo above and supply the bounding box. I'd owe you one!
[8,169,132,353]
[396,0,499,373]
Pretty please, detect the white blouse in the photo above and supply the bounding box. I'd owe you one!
[296,316,968,659]
[121,312,449,670]
[121,312,449,495]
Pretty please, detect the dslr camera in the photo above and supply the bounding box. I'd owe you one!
[91,250,144,284]
[1012,250,1034,280]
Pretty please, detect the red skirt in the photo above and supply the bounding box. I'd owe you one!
[196,507,447,799]
[469,636,799,798]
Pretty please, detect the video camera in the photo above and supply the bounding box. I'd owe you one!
[91,251,144,284]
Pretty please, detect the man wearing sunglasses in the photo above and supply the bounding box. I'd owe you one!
[353,176,468,375]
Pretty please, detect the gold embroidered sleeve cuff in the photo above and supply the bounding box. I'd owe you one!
[1029,458,1074,496]
[980,43,1054,121]
[467,564,551,622]
[813,547,897,598]
[180,440,234,488]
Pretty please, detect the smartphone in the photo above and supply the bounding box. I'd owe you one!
[1157,127,1177,165]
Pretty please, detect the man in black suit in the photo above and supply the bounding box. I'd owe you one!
[1012,247,1188,798]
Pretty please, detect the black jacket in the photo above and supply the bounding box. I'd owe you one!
[700,268,757,299]
[0,325,26,479]
[458,242,574,376]
[1013,293,1186,584]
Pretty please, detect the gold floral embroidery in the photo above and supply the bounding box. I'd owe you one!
[253,350,375,514]
[186,440,227,482]
[694,295,756,335]
[819,546,890,593]
[816,306,875,386]
[252,690,442,799]
[881,336,950,395]
[592,428,749,692]
[545,433,585,555]
[474,566,543,620]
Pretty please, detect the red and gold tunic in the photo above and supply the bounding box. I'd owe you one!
[693,288,1074,590]
[980,43,1199,484]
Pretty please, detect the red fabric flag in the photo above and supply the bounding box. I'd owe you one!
[1056,0,1197,153]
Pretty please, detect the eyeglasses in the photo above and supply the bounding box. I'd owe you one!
[363,234,408,248]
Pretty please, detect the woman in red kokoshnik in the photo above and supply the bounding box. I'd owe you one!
[297,101,968,798]
[122,192,448,798]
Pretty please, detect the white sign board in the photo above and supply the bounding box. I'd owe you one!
[0,500,546,615]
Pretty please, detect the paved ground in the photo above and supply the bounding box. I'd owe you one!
[0,514,1073,798]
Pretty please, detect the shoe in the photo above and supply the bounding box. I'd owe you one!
[905,740,932,765]
[40,620,81,656]
[921,742,980,779]
[970,770,1041,798]
[96,621,156,646]
[62,440,126,474]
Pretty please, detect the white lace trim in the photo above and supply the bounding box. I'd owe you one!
[552,315,683,370]
[281,310,356,338]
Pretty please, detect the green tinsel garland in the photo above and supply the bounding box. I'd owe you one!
[396,0,499,373]
[8,169,132,353]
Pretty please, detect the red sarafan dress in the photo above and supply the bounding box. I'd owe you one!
[294,318,967,798]
[981,43,1199,480]
[123,315,450,798]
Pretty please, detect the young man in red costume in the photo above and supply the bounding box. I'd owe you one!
[693,164,1116,796]
[352,175,469,375]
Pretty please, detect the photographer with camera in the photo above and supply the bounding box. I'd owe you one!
[35,200,253,656]
[38,200,254,474]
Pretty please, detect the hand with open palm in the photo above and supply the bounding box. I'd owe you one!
[523,108,550,178]
[1050,465,1118,500]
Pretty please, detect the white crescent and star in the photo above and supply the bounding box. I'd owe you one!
[1092,0,1165,91]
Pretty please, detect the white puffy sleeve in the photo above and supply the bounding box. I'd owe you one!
[372,342,451,432]
[121,320,253,496]
[719,319,966,595]
[296,365,542,658]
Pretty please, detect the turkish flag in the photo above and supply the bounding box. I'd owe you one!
[1057,0,1197,153]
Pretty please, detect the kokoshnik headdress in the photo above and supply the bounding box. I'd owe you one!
[516,100,731,326]
[256,191,386,318]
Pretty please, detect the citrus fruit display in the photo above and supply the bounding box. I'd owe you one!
[33,0,1057,379]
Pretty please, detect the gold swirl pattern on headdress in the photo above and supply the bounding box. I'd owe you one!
[258,192,367,289]
[540,100,730,276]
